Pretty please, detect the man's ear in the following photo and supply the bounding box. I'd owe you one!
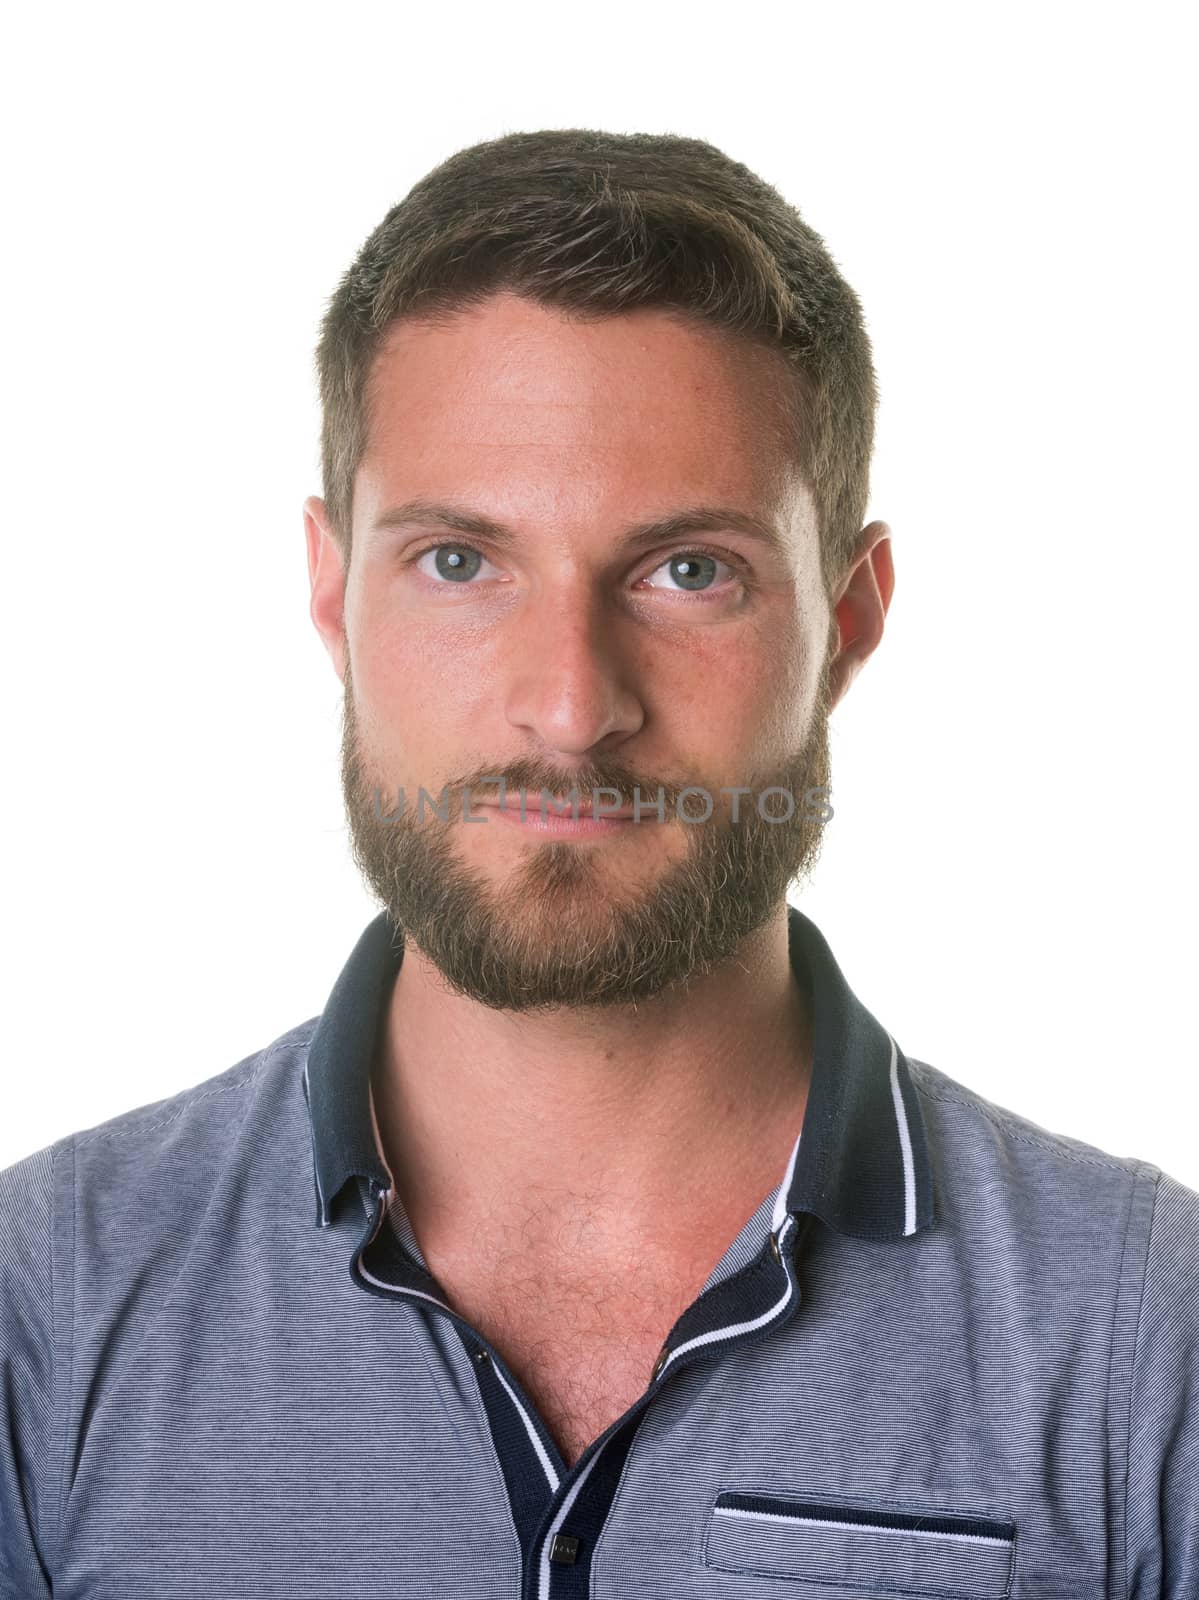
[827,522,894,711]
[304,496,349,684]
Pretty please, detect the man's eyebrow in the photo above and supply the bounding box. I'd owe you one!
[369,498,790,558]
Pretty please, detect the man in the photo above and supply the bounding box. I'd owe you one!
[1,130,1195,1598]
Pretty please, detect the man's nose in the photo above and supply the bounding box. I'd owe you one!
[502,590,645,757]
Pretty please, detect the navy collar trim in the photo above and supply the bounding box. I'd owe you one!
[303,905,936,1241]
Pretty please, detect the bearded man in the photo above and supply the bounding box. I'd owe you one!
[2,129,1195,1600]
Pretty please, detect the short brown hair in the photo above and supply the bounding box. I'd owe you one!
[315,128,878,594]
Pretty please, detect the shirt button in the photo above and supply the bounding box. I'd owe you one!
[651,1348,669,1380]
[474,1349,490,1365]
[549,1533,581,1565]
[770,1231,782,1261]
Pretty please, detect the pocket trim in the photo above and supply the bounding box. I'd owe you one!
[704,1489,1017,1598]
[716,1491,1015,1546]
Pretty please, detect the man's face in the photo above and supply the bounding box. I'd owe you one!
[308,290,844,1011]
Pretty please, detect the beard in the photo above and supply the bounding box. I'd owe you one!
[339,656,833,1013]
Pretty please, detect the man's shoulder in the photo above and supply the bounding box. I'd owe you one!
[906,1053,1150,1177]
[904,1053,1186,1230]
[0,1015,321,1202]
[0,1014,328,1585]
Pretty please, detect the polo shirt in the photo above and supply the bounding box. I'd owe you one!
[2,904,1197,1599]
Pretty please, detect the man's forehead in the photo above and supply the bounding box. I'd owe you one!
[356,298,813,549]
[364,292,801,439]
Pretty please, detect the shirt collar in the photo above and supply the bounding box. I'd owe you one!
[302,905,936,1240]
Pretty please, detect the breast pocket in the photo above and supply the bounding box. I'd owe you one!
[703,1490,1017,1597]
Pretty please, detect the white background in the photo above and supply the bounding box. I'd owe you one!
[2,3,1195,1184]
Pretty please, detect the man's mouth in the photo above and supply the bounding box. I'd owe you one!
[468,794,651,831]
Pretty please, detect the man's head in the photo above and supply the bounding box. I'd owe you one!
[305,130,893,1011]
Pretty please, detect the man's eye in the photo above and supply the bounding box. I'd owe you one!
[642,551,737,594]
[414,543,497,584]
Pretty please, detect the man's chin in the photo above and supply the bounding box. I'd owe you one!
[376,851,693,1010]
[457,814,684,896]
[449,857,652,950]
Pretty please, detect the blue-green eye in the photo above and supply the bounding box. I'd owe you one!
[416,544,490,583]
[644,551,733,593]
[670,554,715,590]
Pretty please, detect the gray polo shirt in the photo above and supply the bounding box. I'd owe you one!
[2,904,1197,1598]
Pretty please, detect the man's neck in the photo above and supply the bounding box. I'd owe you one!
[369,901,812,1267]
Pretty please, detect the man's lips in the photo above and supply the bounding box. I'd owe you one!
[470,798,641,819]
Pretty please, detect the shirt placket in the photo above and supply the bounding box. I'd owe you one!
[350,1178,812,1599]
